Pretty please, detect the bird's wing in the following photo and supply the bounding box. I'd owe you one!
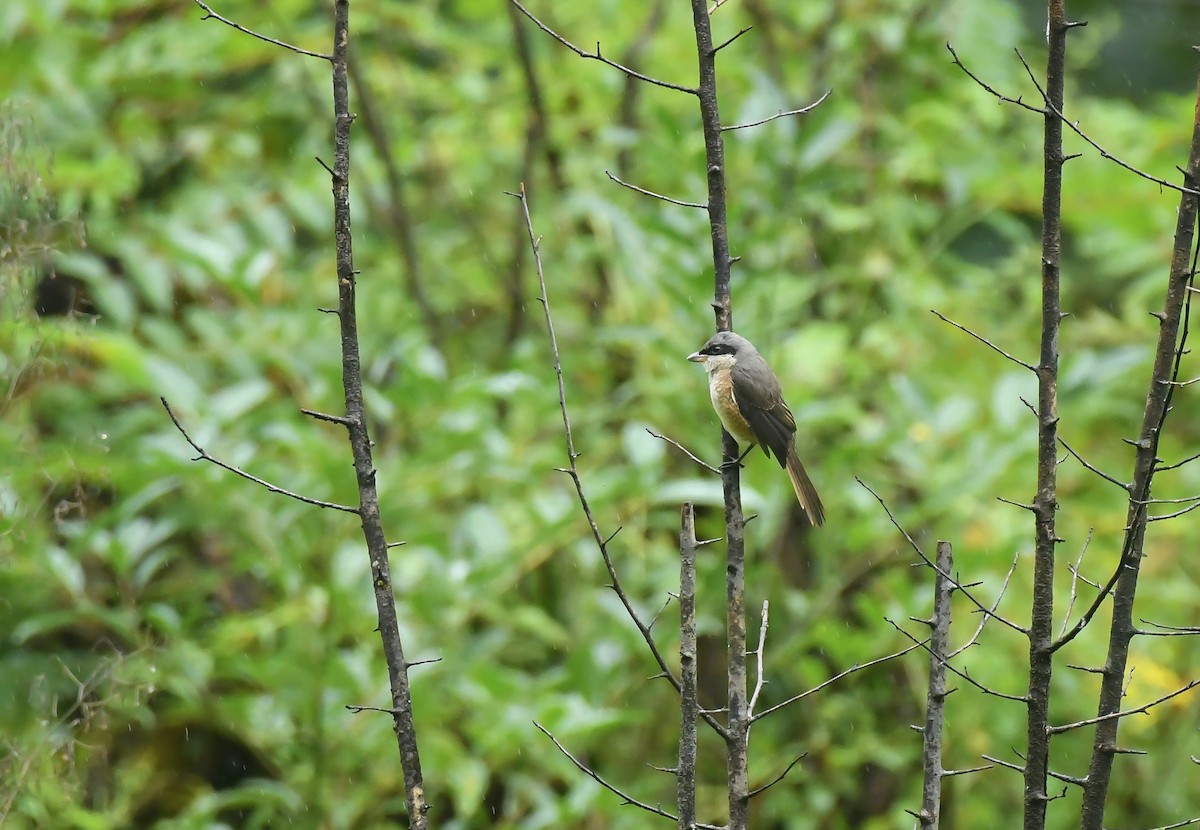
[730,359,796,467]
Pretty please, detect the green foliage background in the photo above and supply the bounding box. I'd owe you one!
[2,0,1200,828]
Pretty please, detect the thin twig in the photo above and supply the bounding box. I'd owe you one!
[1138,619,1200,636]
[534,722,721,828]
[710,26,753,56]
[1058,437,1129,490]
[605,170,707,208]
[889,619,1027,703]
[930,309,1036,371]
[189,0,330,60]
[980,754,1086,788]
[746,753,807,799]
[857,477,1029,635]
[721,90,833,132]
[952,40,1200,198]
[1105,818,1200,830]
[1059,529,1095,638]
[1051,543,1128,654]
[1014,49,1200,198]
[1157,448,1200,472]
[301,407,353,427]
[943,763,994,777]
[747,601,769,718]
[752,641,925,722]
[345,704,399,715]
[1049,680,1200,734]
[946,43,1047,115]
[950,551,1019,659]
[646,429,720,474]
[1147,500,1200,522]
[508,0,697,95]
[1138,494,1200,504]
[162,399,359,514]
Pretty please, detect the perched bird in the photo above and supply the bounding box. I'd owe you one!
[688,331,825,526]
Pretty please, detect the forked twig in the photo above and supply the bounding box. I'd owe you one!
[511,184,728,740]
[858,477,1028,636]
[747,601,769,718]
[646,429,720,474]
[950,551,1019,659]
[534,722,722,828]
[508,0,696,95]
[1048,679,1200,734]
[1014,48,1200,198]
[752,641,925,722]
[190,0,330,60]
[162,398,359,514]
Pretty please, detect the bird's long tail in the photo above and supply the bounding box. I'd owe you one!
[785,447,825,527]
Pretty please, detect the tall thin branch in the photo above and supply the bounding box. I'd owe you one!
[1023,4,1069,827]
[678,503,699,830]
[181,2,426,823]
[512,184,728,740]
[1078,69,1200,830]
[329,3,427,826]
[917,540,954,830]
[686,4,749,827]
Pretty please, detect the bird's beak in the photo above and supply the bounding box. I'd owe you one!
[687,351,705,363]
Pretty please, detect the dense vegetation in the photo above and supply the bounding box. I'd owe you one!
[2,1,1199,828]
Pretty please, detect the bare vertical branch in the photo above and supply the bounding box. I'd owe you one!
[1024,4,1069,827]
[512,183,731,741]
[329,2,427,826]
[1078,69,1200,830]
[686,3,748,827]
[747,601,769,718]
[689,3,734,334]
[678,502,698,830]
[917,540,953,830]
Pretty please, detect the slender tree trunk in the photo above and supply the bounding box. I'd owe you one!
[330,2,428,826]
[1024,4,1068,827]
[1077,70,1200,830]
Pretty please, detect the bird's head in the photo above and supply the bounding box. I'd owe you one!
[687,331,755,373]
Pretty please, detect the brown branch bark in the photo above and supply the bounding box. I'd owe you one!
[1023,3,1069,827]
[678,502,698,830]
[686,4,748,827]
[1077,68,1200,830]
[328,2,427,826]
[182,3,427,824]
[916,540,953,830]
